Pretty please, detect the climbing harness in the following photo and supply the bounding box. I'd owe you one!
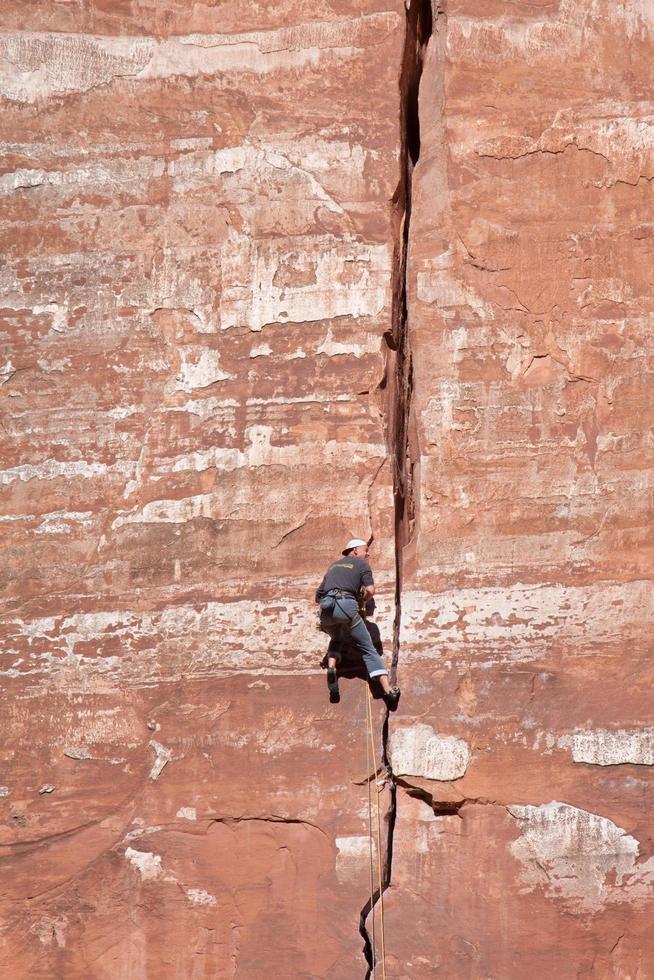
[317,589,353,633]
[365,684,387,979]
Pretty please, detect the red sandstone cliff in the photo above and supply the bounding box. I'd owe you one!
[1,1,653,976]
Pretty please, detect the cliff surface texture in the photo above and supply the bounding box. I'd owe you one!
[1,0,653,977]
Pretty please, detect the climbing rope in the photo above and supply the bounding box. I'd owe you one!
[365,685,387,979]
[365,692,377,978]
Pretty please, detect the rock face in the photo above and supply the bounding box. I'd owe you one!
[1,1,653,977]
[385,1,654,976]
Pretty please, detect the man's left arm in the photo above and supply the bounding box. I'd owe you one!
[315,574,327,603]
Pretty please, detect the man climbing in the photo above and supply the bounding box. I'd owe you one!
[316,538,400,708]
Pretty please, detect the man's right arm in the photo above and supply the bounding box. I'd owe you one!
[360,560,375,597]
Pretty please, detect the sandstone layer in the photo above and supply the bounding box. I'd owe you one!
[1,0,653,977]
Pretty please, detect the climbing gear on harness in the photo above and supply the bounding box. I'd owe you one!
[319,593,336,613]
[327,666,339,703]
[319,588,351,611]
[365,684,387,978]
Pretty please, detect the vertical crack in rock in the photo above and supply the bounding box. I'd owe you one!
[359,3,435,976]
[386,0,433,677]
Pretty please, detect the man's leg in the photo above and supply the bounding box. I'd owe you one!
[326,635,341,670]
[324,628,342,702]
[348,614,399,702]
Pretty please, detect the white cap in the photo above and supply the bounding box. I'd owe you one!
[342,538,367,555]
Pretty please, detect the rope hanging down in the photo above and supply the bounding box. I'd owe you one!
[365,685,387,979]
[366,689,377,976]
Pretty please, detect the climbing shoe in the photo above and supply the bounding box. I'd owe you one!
[327,666,340,704]
[384,685,401,711]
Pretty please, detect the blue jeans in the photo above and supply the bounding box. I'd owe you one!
[320,593,388,679]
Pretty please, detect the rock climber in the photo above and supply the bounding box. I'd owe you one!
[315,538,400,708]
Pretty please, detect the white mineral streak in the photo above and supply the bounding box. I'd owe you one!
[4,593,394,684]
[220,234,390,332]
[509,802,654,909]
[175,348,232,392]
[35,511,95,535]
[170,143,345,215]
[186,888,217,907]
[0,459,132,487]
[335,836,370,881]
[124,848,163,881]
[0,33,154,102]
[0,14,398,102]
[412,807,446,855]
[448,0,588,63]
[399,581,654,661]
[423,378,462,434]
[32,302,67,332]
[473,112,654,185]
[63,746,93,760]
[279,137,372,200]
[1,137,168,157]
[0,159,165,196]
[149,740,172,781]
[176,807,197,821]
[389,724,470,781]
[123,823,163,843]
[166,428,381,477]
[561,729,654,766]
[146,250,218,324]
[221,708,339,756]
[168,136,374,209]
[245,393,352,405]
[612,0,654,35]
[417,265,495,319]
[31,915,68,948]
[316,327,380,358]
[249,343,272,358]
[111,432,385,527]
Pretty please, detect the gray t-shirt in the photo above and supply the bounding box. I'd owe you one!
[315,556,374,601]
